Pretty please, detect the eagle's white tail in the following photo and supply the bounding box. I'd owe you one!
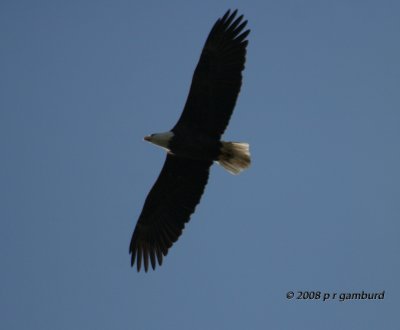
[217,142,251,175]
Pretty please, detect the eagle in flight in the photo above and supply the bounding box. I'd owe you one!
[130,9,251,271]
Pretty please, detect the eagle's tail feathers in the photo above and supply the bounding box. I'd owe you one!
[217,141,251,175]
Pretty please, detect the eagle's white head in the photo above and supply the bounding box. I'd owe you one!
[144,131,174,150]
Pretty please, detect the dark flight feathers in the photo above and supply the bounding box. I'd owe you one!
[130,10,250,271]
[174,9,250,139]
[130,156,212,271]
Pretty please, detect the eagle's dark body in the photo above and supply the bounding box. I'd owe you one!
[169,128,222,161]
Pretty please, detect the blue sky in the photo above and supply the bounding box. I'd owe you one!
[1,1,399,329]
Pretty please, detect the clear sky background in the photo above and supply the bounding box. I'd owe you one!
[1,1,399,329]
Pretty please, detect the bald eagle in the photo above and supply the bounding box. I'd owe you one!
[130,10,251,271]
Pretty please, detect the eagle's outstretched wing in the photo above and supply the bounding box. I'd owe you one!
[130,155,212,271]
[173,9,250,139]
